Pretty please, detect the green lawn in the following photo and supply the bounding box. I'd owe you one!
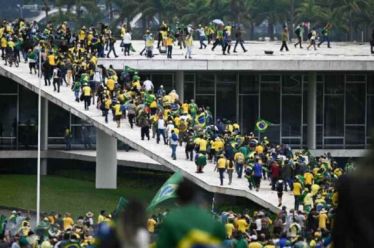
[0,174,163,218]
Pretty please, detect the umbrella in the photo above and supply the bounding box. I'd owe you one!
[212,19,224,25]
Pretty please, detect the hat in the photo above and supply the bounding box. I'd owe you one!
[86,211,94,218]
[12,210,16,214]
[320,208,327,214]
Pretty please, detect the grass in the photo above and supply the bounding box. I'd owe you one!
[0,173,163,218]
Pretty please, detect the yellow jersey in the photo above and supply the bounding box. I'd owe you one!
[217,158,227,169]
[82,86,91,96]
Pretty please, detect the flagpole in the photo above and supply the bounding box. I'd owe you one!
[36,44,42,225]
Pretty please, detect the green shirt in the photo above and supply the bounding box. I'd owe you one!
[156,205,226,248]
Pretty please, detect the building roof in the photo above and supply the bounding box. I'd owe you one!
[100,41,374,71]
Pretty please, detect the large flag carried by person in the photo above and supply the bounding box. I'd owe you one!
[255,119,272,133]
[113,197,128,219]
[147,171,184,211]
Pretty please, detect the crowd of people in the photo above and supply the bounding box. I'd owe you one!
[0,18,358,247]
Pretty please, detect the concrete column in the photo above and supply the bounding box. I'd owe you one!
[96,129,117,189]
[40,98,48,176]
[175,71,184,103]
[307,72,317,150]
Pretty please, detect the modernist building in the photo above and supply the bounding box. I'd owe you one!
[0,42,373,154]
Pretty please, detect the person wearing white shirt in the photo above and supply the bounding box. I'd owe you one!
[123,31,132,56]
[165,121,175,144]
[143,78,154,92]
[157,117,167,144]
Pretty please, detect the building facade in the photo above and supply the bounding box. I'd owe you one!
[0,70,373,150]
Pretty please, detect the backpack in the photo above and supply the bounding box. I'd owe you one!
[236,153,245,164]
[295,27,300,36]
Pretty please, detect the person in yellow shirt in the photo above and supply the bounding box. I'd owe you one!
[255,144,264,155]
[97,210,107,224]
[112,101,122,128]
[318,209,329,231]
[147,215,157,233]
[185,33,193,59]
[106,77,115,92]
[212,137,224,162]
[235,216,248,234]
[293,180,303,211]
[195,135,207,154]
[304,171,314,191]
[103,97,112,123]
[225,219,235,239]
[63,213,74,230]
[166,32,174,59]
[216,155,227,186]
[1,36,7,60]
[82,83,92,110]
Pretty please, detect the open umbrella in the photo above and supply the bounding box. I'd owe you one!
[212,19,224,25]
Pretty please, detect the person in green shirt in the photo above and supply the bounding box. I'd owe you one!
[280,26,289,52]
[156,180,226,247]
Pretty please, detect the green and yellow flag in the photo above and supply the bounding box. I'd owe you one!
[113,197,128,219]
[255,119,271,133]
[147,172,183,211]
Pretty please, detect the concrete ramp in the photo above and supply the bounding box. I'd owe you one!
[0,63,293,213]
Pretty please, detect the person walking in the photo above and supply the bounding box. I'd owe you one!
[166,32,174,59]
[226,159,234,185]
[276,179,284,207]
[185,33,193,59]
[127,101,136,129]
[52,66,62,92]
[82,83,92,110]
[185,131,195,161]
[253,158,263,192]
[293,178,303,211]
[233,26,247,53]
[318,23,332,48]
[307,28,317,50]
[234,151,245,178]
[123,30,132,56]
[280,26,289,52]
[294,24,304,48]
[107,36,118,58]
[216,155,227,186]
[140,116,150,141]
[112,100,122,128]
[157,115,167,145]
[197,24,207,49]
[170,130,178,160]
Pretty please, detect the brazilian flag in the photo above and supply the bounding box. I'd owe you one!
[255,119,271,133]
[147,172,184,211]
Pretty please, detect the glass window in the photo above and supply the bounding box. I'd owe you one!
[260,83,280,124]
[184,73,195,82]
[19,86,37,123]
[282,75,301,94]
[317,83,323,124]
[0,76,18,93]
[239,74,259,94]
[216,79,237,122]
[196,95,215,118]
[346,83,365,124]
[263,125,280,144]
[184,82,195,103]
[18,122,37,148]
[346,74,365,82]
[261,75,280,82]
[302,125,323,148]
[345,126,365,147]
[324,138,344,148]
[368,74,374,94]
[324,95,344,136]
[282,138,301,147]
[282,96,301,136]
[239,96,258,134]
[0,95,17,137]
[324,74,344,94]
[48,102,70,137]
[368,96,374,133]
[196,73,215,94]
[151,74,174,93]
